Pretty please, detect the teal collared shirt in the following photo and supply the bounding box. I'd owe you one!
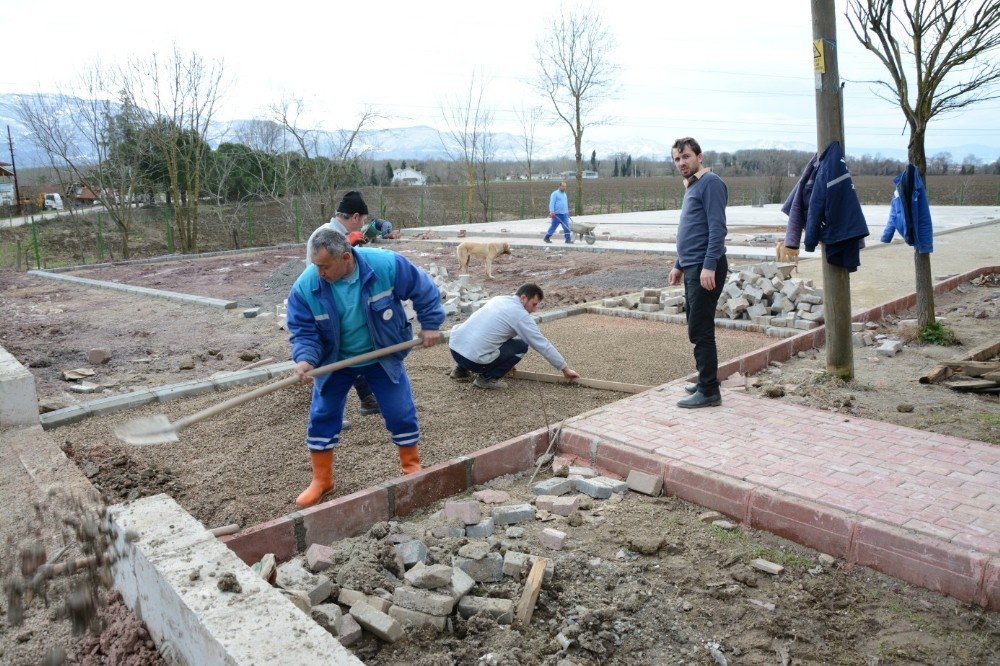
[330,263,376,362]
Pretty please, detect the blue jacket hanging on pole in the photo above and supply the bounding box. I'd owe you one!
[803,140,869,272]
[881,164,933,253]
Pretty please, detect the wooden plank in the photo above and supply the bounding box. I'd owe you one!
[961,340,1000,362]
[943,361,1000,377]
[919,365,952,384]
[514,559,548,627]
[983,371,1000,383]
[943,379,999,391]
[511,369,650,394]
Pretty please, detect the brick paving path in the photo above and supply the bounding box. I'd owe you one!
[559,386,1000,607]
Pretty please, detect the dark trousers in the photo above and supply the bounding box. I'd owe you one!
[353,376,373,401]
[682,256,728,396]
[451,338,529,379]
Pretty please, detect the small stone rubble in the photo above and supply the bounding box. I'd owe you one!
[249,458,682,653]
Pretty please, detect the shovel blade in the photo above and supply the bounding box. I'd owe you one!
[113,415,180,446]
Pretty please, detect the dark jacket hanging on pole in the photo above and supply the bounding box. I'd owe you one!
[803,140,869,273]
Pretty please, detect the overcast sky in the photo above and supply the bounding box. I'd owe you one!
[3,0,998,159]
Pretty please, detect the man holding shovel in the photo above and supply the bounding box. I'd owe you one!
[287,227,444,507]
[305,191,382,416]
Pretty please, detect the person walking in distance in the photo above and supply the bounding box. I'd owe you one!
[287,228,444,507]
[544,181,573,244]
[668,137,728,408]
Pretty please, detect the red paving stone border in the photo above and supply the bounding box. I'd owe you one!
[223,265,999,609]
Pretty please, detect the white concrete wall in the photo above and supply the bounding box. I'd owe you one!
[0,346,39,428]
[111,494,362,665]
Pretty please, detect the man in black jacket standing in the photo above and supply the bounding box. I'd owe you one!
[668,137,728,408]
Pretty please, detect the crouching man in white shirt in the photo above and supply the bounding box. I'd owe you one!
[448,283,580,390]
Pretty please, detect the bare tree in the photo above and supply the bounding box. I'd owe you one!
[514,104,543,207]
[847,0,1000,328]
[15,74,146,259]
[534,3,618,215]
[440,71,494,223]
[119,46,226,253]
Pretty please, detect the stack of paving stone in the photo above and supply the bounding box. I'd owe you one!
[425,263,491,317]
[601,289,685,314]
[256,462,671,648]
[716,263,824,332]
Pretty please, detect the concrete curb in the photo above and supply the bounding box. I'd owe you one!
[39,243,304,274]
[28,270,238,309]
[40,362,296,429]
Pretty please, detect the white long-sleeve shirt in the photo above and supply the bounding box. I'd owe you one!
[305,218,348,264]
[449,295,566,370]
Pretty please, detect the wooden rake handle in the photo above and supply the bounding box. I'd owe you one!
[172,337,426,433]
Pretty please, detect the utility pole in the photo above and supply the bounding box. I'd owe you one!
[7,125,24,216]
[812,0,854,380]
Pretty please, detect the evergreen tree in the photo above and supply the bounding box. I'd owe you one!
[384,162,394,183]
[590,150,597,171]
[624,155,632,176]
[613,157,619,177]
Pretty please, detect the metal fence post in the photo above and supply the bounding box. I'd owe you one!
[30,217,41,269]
[293,199,301,243]
[247,201,254,247]
[97,213,104,262]
[164,208,174,253]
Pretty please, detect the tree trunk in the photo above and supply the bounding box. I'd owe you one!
[908,124,935,329]
[914,250,936,328]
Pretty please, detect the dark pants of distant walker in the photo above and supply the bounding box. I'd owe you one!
[683,256,728,396]
[451,339,529,379]
[545,213,571,241]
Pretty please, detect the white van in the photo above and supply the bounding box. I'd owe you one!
[43,193,64,210]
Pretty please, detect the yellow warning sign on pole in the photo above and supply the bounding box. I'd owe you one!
[813,39,826,73]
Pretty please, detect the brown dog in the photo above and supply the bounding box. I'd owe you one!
[775,240,799,272]
[456,241,511,279]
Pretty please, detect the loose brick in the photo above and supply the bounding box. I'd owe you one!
[457,596,514,624]
[535,495,558,512]
[502,551,554,581]
[338,614,363,646]
[311,603,343,634]
[404,562,454,589]
[551,495,580,517]
[339,588,366,606]
[389,604,447,631]
[392,585,457,616]
[540,528,567,550]
[450,566,476,599]
[305,542,336,573]
[394,540,428,569]
[568,465,597,478]
[453,552,504,583]
[575,476,619,499]
[365,595,392,613]
[444,500,482,525]
[465,517,495,538]
[350,602,404,642]
[533,477,574,496]
[626,470,663,496]
[492,503,536,525]
[473,489,510,504]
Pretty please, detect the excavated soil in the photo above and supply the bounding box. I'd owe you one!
[1,243,998,664]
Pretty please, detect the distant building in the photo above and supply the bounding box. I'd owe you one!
[391,167,427,186]
[559,170,599,180]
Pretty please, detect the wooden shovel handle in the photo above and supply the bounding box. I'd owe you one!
[172,337,425,432]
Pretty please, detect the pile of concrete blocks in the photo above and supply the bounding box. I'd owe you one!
[425,263,491,317]
[717,263,825,331]
[602,288,685,314]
